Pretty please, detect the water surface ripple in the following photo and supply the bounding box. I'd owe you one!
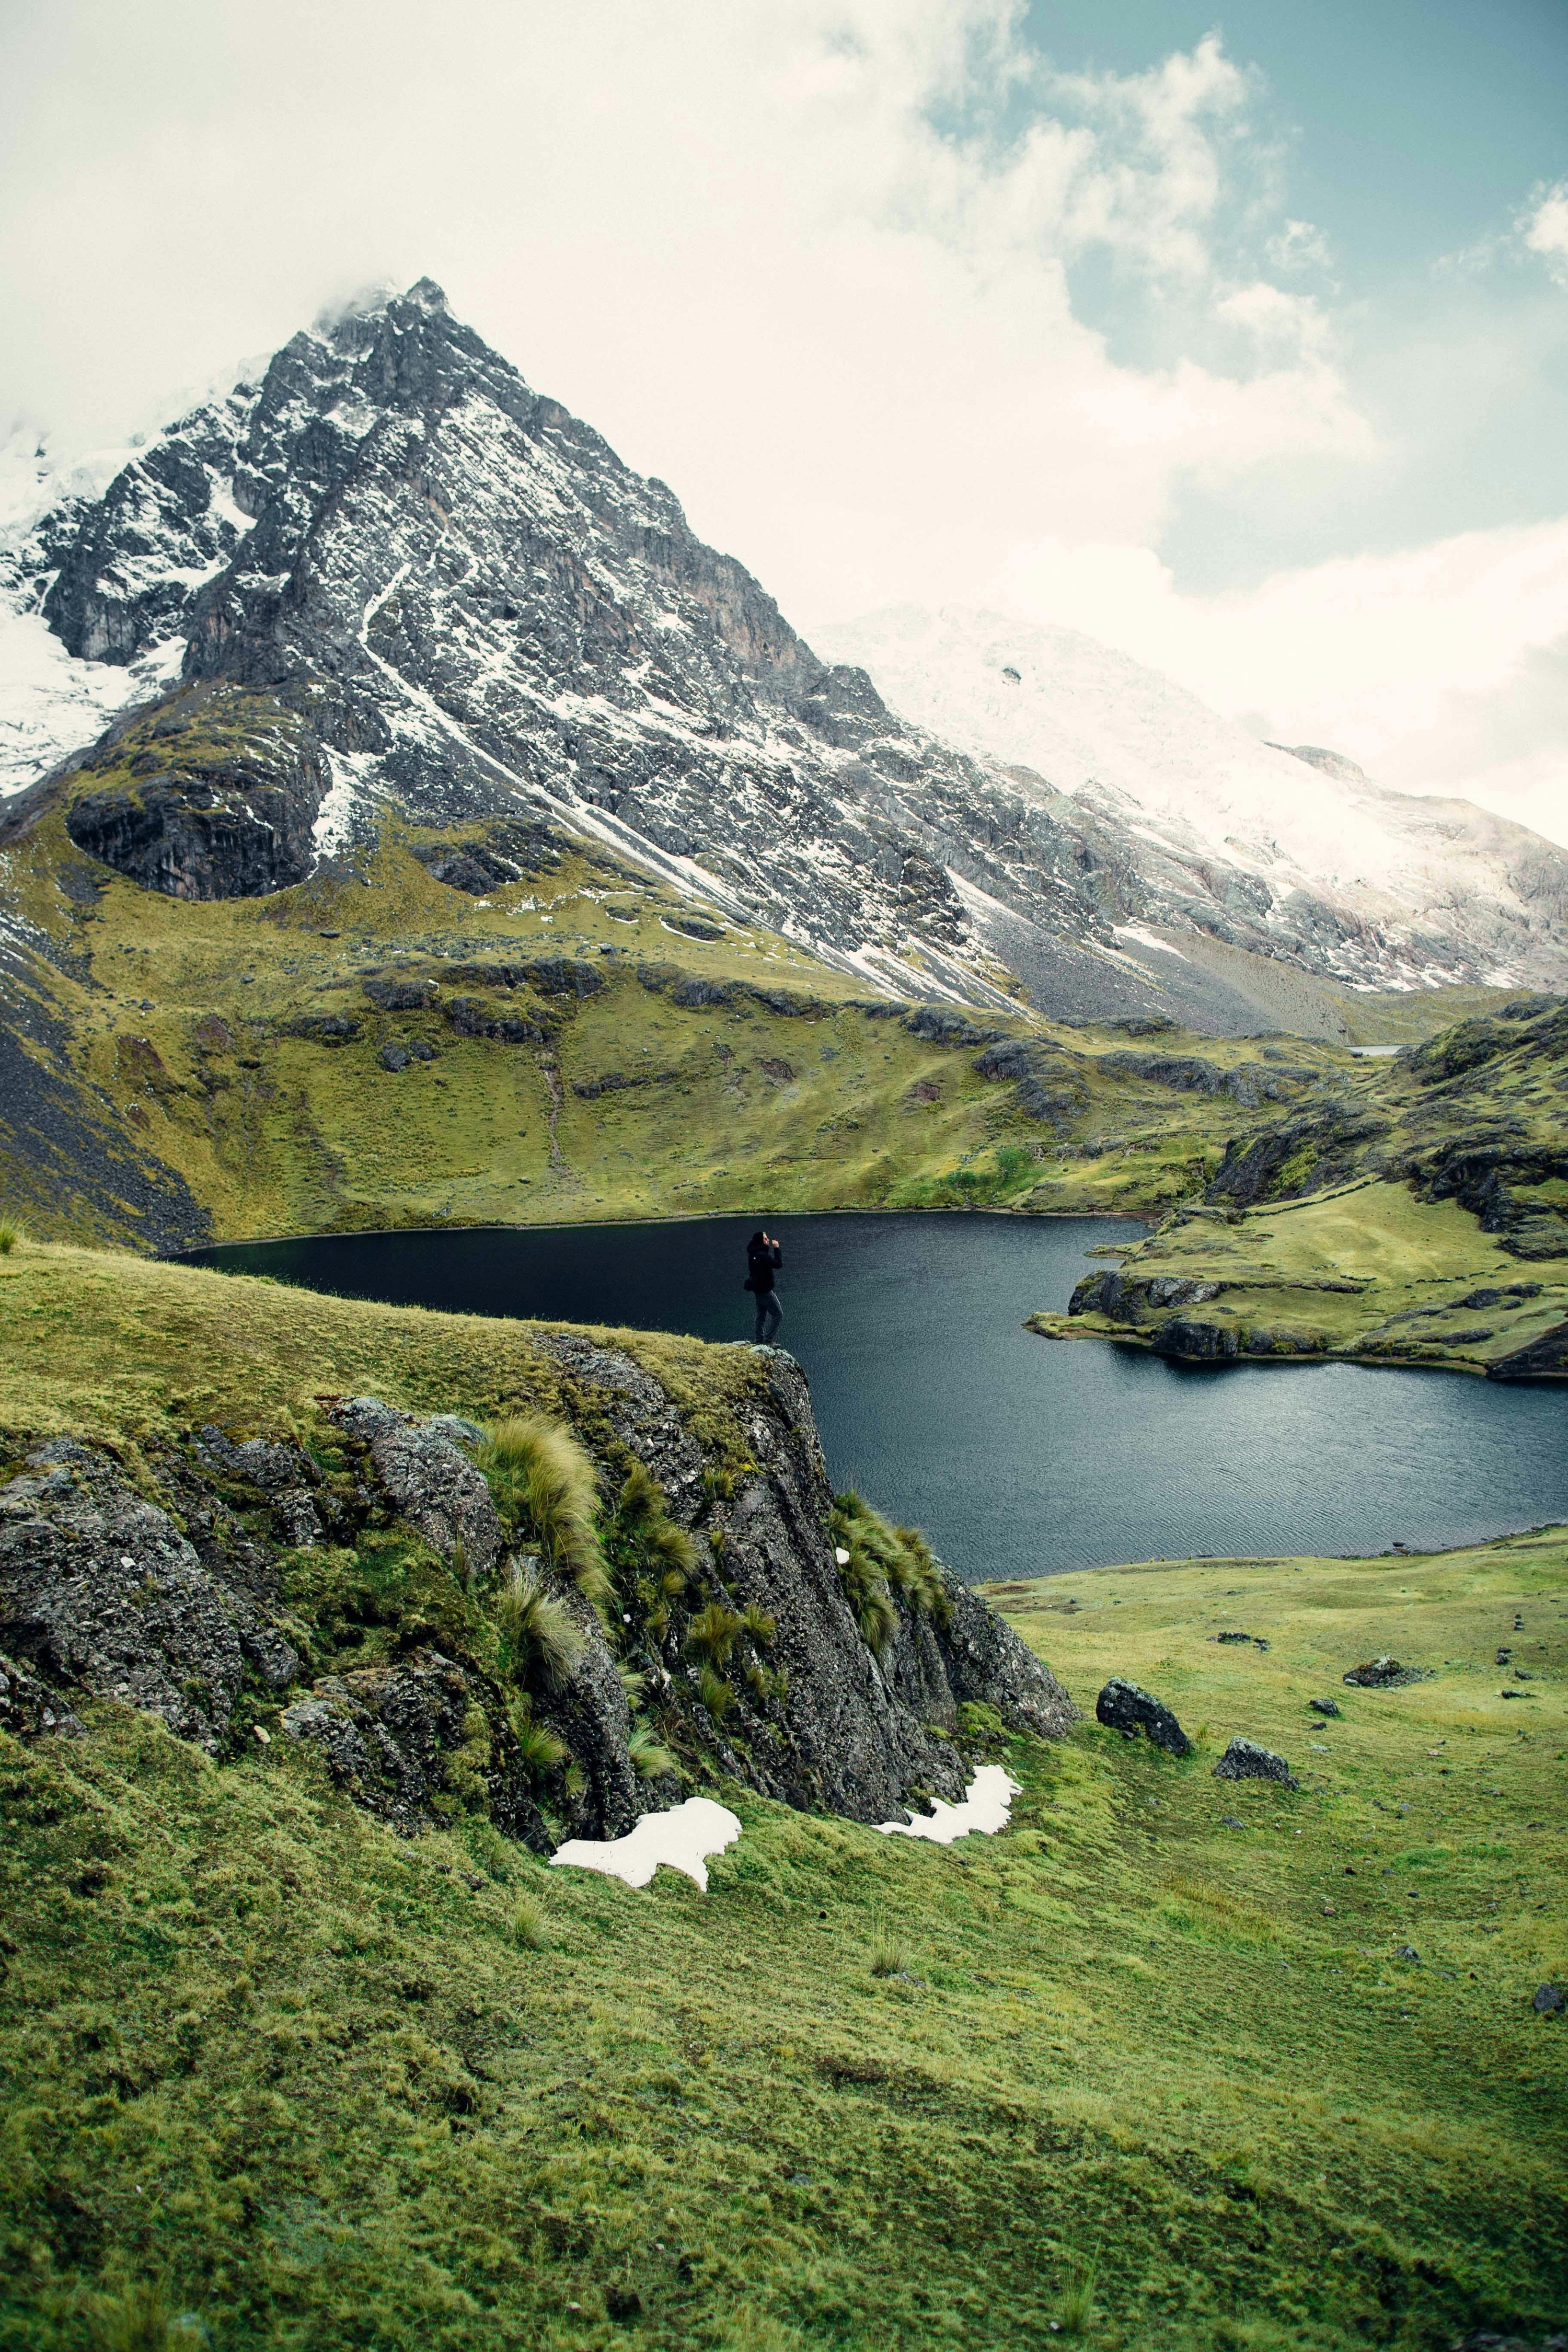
[189,1213,1566,1582]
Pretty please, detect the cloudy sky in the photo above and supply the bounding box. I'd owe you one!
[2,0,1565,839]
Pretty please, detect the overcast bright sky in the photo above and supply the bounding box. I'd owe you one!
[2,0,1565,839]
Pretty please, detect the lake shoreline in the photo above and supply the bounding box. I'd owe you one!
[1025,1310,1567,1384]
[169,1210,1568,1581]
[164,1202,1151,1259]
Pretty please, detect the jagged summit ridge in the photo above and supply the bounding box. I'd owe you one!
[4,282,1036,998]
[2,283,1565,1011]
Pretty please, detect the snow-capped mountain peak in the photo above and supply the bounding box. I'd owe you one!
[2,288,1565,1018]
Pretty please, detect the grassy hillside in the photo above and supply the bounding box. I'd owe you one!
[0,1236,754,1458]
[1031,1178,1568,1377]
[0,1244,1563,2347]
[2,1510,1562,2351]
[1,797,1378,1246]
[5,780,1564,1395]
[1034,999,1568,1376]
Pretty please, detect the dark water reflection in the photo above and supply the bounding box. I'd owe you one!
[187,1213,1566,1583]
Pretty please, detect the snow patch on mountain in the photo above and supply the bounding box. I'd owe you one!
[0,598,178,801]
[815,604,1568,989]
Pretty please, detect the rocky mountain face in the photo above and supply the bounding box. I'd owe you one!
[7,281,1562,1022]
[0,282,1064,1006]
[0,1339,1073,1845]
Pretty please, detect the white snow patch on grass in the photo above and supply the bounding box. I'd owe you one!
[877,1765,1019,1846]
[549,1796,742,1890]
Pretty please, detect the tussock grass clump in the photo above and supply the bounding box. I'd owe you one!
[831,1490,949,1653]
[832,1496,945,1628]
[510,1708,569,1779]
[512,1890,552,1950]
[868,1915,907,1978]
[90,2281,191,2350]
[887,1523,949,1622]
[712,2305,808,2351]
[1055,2249,1098,2336]
[491,1563,584,1690]
[0,1219,21,1257]
[479,1415,612,1609]
[697,1663,733,1722]
[687,1601,744,1667]
[612,1459,700,1582]
[628,1718,678,1779]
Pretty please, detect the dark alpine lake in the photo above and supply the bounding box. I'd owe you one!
[187,1213,1567,1584]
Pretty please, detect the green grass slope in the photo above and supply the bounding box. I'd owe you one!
[1,793,1378,1245]
[2,1521,1563,2352]
[1032,1179,1568,1377]
[0,1237,758,1455]
[1033,1000,1568,1377]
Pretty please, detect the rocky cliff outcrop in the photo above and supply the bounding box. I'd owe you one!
[0,1340,1073,1846]
[60,685,329,900]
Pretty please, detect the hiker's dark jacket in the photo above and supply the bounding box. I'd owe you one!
[746,1238,781,1293]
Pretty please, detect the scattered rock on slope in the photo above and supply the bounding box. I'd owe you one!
[1095,1677,1192,1755]
[1344,1656,1423,1688]
[1213,1737,1298,1788]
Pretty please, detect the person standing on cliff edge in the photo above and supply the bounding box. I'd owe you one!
[744,1228,782,1345]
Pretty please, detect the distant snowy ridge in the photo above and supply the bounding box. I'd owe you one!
[0,369,264,798]
[814,605,1568,993]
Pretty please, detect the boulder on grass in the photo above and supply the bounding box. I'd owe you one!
[1344,1656,1422,1688]
[1096,1677,1192,1756]
[1213,1736,1297,1789]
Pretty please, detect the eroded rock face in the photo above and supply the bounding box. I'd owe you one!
[518,1341,1076,1821]
[972,1037,1090,1129]
[0,1439,299,1750]
[1099,1052,1307,1110]
[0,1648,83,1739]
[331,1396,503,1582]
[1206,1108,1393,1208]
[1150,1318,1241,1364]
[62,689,329,901]
[1489,1320,1568,1378]
[0,1348,1074,1846]
[1070,1270,1222,1323]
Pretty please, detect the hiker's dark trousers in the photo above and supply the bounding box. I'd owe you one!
[754,1291,782,1344]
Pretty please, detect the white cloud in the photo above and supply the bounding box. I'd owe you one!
[993,516,1568,845]
[1520,180,1568,286]
[1266,218,1331,274]
[0,2,1372,630]
[0,2,1561,848]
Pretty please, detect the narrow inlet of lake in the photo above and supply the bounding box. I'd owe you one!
[186,1213,1567,1582]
